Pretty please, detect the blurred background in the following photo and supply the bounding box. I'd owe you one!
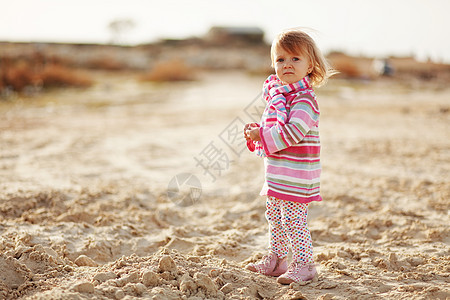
[1,0,450,95]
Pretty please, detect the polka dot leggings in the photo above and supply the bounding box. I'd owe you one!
[265,196,314,264]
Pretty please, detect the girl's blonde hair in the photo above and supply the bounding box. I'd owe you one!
[271,29,337,87]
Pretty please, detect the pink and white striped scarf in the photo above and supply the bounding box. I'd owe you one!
[249,75,312,157]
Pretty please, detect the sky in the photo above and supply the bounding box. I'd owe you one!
[1,0,450,63]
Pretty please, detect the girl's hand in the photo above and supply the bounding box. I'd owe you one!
[247,128,261,142]
[244,123,259,140]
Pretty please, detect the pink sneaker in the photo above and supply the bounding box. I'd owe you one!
[277,262,317,284]
[246,253,287,277]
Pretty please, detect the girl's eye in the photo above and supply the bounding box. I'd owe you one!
[292,57,300,61]
[277,58,284,63]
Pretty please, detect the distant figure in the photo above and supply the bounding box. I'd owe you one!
[372,58,394,76]
[244,29,336,284]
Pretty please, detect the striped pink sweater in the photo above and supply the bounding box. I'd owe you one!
[249,75,322,203]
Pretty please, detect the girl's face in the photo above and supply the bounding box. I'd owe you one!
[273,46,312,85]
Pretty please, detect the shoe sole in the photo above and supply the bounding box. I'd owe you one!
[277,272,318,285]
[246,264,287,277]
[277,277,294,285]
[246,265,257,272]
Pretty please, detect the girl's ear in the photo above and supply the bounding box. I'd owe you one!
[308,61,313,74]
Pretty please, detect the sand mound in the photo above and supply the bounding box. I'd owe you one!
[20,248,329,300]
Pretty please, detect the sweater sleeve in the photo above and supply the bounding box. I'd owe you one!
[260,98,319,155]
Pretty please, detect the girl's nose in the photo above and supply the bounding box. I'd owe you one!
[283,60,292,68]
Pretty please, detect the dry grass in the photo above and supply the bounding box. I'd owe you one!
[327,52,368,79]
[85,57,127,71]
[139,59,195,82]
[1,60,37,92]
[332,57,362,78]
[0,55,93,94]
[39,65,92,88]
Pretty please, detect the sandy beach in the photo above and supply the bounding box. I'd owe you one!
[0,70,449,299]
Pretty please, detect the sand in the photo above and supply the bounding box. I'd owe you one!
[0,71,449,299]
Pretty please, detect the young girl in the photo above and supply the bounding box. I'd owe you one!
[244,29,335,284]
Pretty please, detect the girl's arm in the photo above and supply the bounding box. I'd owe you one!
[259,98,320,155]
